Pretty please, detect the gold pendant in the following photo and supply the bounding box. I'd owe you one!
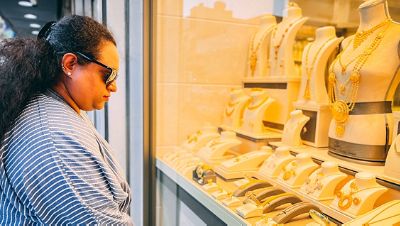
[336,123,345,137]
[249,53,257,76]
[332,100,349,137]
[339,84,346,94]
[304,81,311,99]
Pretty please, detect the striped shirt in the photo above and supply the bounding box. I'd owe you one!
[0,90,132,225]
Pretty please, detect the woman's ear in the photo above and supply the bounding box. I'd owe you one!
[61,53,78,78]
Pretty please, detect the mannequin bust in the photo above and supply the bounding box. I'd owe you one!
[222,88,250,129]
[269,2,308,77]
[302,161,347,200]
[328,0,400,164]
[296,26,343,105]
[279,153,319,188]
[240,88,275,135]
[258,146,295,178]
[281,110,310,146]
[247,15,276,78]
[331,172,387,216]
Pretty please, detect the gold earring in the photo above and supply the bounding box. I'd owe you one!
[67,72,71,76]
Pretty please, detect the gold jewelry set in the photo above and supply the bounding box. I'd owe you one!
[336,181,382,211]
[328,20,391,137]
[282,161,297,181]
[249,26,275,76]
[187,130,202,143]
[303,37,335,99]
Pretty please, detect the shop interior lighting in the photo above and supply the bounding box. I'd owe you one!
[24,14,37,20]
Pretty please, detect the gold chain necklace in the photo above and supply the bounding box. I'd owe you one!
[336,181,382,211]
[362,201,400,226]
[248,26,275,76]
[353,19,390,49]
[328,22,390,137]
[271,20,296,69]
[303,37,335,99]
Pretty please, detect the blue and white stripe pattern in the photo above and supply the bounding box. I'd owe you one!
[0,90,132,225]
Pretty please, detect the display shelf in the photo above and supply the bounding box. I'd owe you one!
[268,141,400,191]
[253,171,351,223]
[243,76,301,86]
[156,157,250,226]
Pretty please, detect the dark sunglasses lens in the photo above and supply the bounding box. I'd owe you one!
[105,70,118,86]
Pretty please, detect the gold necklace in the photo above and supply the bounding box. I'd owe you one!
[336,181,382,211]
[353,19,390,49]
[328,22,390,137]
[271,20,296,69]
[248,26,275,76]
[247,96,269,110]
[303,37,335,99]
[362,201,400,226]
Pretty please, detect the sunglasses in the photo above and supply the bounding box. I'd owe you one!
[74,51,118,86]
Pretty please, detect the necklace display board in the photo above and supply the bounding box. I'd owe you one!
[246,15,276,78]
[331,172,387,216]
[243,3,307,132]
[281,110,310,147]
[293,26,343,148]
[327,0,400,165]
[222,88,251,129]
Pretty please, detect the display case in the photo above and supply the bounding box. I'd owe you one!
[154,0,400,225]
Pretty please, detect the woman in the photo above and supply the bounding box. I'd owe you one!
[0,15,132,225]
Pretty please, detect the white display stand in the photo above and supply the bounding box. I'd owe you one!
[257,146,295,179]
[293,26,343,148]
[222,88,251,129]
[278,153,319,188]
[239,89,275,136]
[197,131,242,165]
[181,125,220,152]
[215,146,273,179]
[246,15,276,78]
[343,199,400,226]
[281,110,310,147]
[330,172,388,216]
[301,161,347,201]
[327,0,400,164]
[269,3,308,78]
[384,132,400,182]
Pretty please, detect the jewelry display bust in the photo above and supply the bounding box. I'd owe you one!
[258,146,295,179]
[197,131,242,165]
[278,153,318,188]
[240,88,275,135]
[296,26,343,105]
[222,88,250,129]
[327,0,400,164]
[246,15,276,78]
[281,110,310,147]
[181,125,220,152]
[331,172,387,216]
[269,2,308,77]
[301,161,347,201]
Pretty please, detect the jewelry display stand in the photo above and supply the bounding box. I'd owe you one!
[246,15,276,78]
[301,161,347,201]
[278,153,319,188]
[238,89,275,137]
[215,146,273,179]
[181,125,220,152]
[197,131,242,165]
[243,3,307,132]
[331,172,387,216]
[384,133,400,183]
[222,88,251,129]
[281,110,310,147]
[327,0,400,164]
[343,199,400,226]
[293,26,343,148]
[257,146,295,179]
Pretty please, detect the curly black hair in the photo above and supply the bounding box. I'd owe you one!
[0,15,116,140]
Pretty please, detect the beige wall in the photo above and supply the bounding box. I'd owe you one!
[156,1,276,147]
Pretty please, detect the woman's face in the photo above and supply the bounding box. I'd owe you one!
[66,41,119,111]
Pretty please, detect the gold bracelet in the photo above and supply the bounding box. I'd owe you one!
[309,209,331,226]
